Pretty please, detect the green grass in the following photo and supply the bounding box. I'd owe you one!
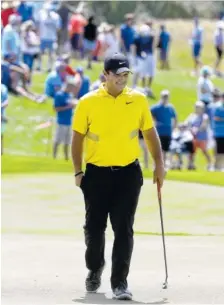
[2,174,224,236]
[2,34,224,186]
[2,154,224,186]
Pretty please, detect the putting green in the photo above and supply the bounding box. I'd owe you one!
[2,174,224,236]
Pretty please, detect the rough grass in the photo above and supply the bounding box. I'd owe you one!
[2,20,224,186]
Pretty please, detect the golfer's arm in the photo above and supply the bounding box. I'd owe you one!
[71,131,85,174]
[143,127,164,165]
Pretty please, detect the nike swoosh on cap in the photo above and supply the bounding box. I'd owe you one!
[119,62,126,65]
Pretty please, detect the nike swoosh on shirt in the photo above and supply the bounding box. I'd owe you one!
[126,102,133,105]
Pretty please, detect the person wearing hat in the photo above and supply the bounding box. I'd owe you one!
[197,66,214,107]
[212,92,224,170]
[214,21,224,75]
[53,77,77,160]
[71,53,165,300]
[185,101,212,170]
[151,90,177,167]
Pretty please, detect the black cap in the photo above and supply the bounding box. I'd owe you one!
[104,53,131,74]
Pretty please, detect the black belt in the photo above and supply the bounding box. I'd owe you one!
[86,159,139,171]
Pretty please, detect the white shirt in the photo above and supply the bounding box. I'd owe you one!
[36,10,61,41]
[197,76,214,103]
[21,30,40,54]
[104,33,120,58]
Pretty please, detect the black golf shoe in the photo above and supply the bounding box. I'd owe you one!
[85,264,105,293]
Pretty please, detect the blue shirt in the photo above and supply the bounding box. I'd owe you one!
[160,30,170,50]
[45,71,63,98]
[2,25,20,56]
[77,76,90,99]
[1,84,8,117]
[213,104,224,138]
[120,24,135,52]
[134,34,154,57]
[17,2,33,22]
[54,91,73,126]
[1,62,11,89]
[151,103,177,136]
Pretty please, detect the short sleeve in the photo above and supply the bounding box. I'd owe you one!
[72,99,88,134]
[54,94,62,108]
[140,97,154,131]
[45,80,54,97]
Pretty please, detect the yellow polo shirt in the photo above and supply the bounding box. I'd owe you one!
[72,85,154,166]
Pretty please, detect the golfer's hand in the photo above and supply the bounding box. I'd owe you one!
[75,173,84,187]
[153,164,165,188]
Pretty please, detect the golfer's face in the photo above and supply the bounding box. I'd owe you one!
[106,71,129,91]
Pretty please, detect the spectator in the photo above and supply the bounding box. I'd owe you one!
[36,3,61,72]
[1,84,9,155]
[185,101,212,170]
[45,61,67,99]
[197,66,214,107]
[2,53,45,103]
[1,1,18,28]
[53,78,77,160]
[169,123,194,170]
[21,20,40,80]
[32,0,44,22]
[132,24,156,97]
[2,14,21,59]
[191,17,203,75]
[90,73,106,91]
[214,21,224,75]
[120,13,135,56]
[207,88,222,123]
[69,9,87,58]
[17,1,33,23]
[57,2,71,54]
[212,93,224,170]
[151,90,177,166]
[76,67,90,99]
[157,24,171,70]
[83,16,97,69]
[104,25,120,58]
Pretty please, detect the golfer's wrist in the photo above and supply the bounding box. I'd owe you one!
[74,171,83,177]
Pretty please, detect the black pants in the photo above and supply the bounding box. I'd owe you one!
[80,160,143,289]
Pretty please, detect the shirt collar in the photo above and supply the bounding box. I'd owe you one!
[98,83,129,97]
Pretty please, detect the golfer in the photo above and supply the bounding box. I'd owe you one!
[71,53,165,300]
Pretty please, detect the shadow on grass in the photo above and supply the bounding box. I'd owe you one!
[73,292,169,304]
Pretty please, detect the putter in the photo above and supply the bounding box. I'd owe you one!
[157,180,168,289]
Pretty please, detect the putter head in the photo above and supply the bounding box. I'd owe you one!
[162,282,168,289]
